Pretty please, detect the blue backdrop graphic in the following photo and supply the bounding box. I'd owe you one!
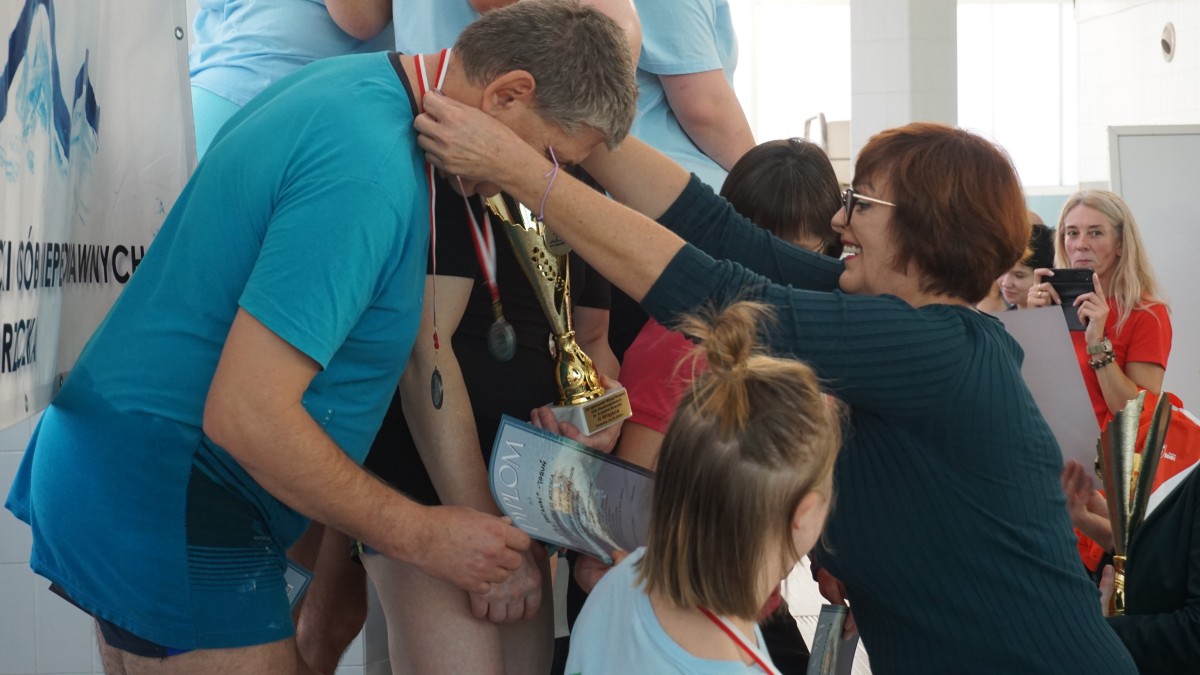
[1,0,100,162]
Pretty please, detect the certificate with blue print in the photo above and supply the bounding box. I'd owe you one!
[489,415,654,563]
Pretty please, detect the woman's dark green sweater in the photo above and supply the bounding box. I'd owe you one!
[640,177,1136,674]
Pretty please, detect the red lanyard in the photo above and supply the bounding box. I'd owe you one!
[415,48,511,365]
[696,606,781,674]
[462,196,500,304]
[415,49,452,405]
[417,51,501,303]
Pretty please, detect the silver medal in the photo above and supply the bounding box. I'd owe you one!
[430,367,444,409]
[488,318,517,362]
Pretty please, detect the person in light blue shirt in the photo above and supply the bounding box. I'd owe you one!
[630,0,753,191]
[569,549,776,675]
[606,0,754,368]
[389,0,639,54]
[189,0,393,157]
[5,2,637,672]
[391,0,492,53]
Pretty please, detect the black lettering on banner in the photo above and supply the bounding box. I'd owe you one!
[98,245,110,283]
[1,241,147,290]
[112,245,130,283]
[16,240,36,290]
[65,242,76,283]
[130,245,145,276]
[79,244,87,282]
[0,240,9,291]
[1,318,37,374]
[40,243,50,288]
[52,242,64,287]
[1,322,9,371]
[80,244,93,283]
[84,245,98,282]
[31,242,41,289]
[42,242,58,288]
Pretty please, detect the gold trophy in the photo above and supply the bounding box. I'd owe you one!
[484,194,631,435]
[1096,391,1172,615]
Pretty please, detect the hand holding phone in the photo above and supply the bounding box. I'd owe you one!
[1046,268,1096,331]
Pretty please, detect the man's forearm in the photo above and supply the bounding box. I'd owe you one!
[325,0,391,40]
[417,95,687,303]
[399,348,500,516]
[202,309,433,564]
[661,70,755,171]
[207,392,432,562]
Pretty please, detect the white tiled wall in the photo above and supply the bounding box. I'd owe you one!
[1,414,109,675]
[0,561,37,675]
[0,416,390,675]
[1076,0,1200,183]
[1,418,37,675]
[850,0,958,156]
[33,582,94,674]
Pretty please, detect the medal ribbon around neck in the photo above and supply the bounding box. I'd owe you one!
[457,183,517,362]
[415,48,452,408]
[697,606,782,675]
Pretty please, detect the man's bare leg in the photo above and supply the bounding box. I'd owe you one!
[363,551,553,675]
[97,627,300,675]
[295,527,367,674]
[288,521,325,580]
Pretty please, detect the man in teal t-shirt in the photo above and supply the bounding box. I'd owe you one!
[4,1,637,672]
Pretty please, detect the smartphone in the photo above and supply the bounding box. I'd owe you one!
[1046,268,1096,331]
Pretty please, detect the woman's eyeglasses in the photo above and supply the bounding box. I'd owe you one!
[842,188,896,227]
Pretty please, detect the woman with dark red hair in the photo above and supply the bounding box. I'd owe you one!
[416,97,1136,674]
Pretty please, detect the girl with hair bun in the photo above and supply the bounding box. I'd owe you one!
[564,301,842,674]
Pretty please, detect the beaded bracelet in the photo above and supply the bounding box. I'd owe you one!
[1088,352,1116,370]
[536,146,560,223]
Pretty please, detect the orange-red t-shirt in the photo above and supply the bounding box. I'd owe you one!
[1070,300,1172,428]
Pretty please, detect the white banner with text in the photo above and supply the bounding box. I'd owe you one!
[0,0,193,427]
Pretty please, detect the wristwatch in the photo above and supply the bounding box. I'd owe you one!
[1086,337,1113,356]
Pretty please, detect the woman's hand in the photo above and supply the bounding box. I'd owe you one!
[815,566,858,638]
[1026,268,1061,308]
[1061,460,1114,551]
[1076,272,1110,345]
[415,92,536,187]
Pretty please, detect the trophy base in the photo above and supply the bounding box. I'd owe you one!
[550,386,632,436]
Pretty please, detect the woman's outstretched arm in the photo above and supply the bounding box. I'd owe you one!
[417,92,686,303]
